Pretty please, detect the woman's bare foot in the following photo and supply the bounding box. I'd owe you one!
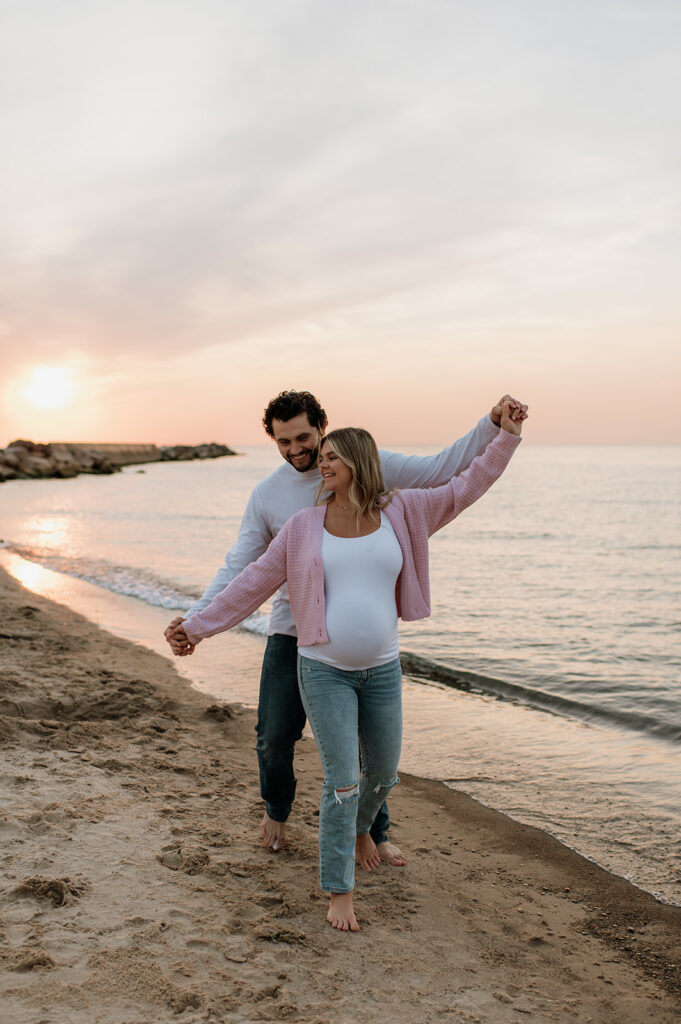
[376,840,407,866]
[326,892,360,932]
[355,833,381,871]
[260,813,286,851]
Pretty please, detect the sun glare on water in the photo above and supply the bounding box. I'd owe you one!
[21,365,78,410]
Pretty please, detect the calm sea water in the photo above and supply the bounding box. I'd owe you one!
[1,444,680,902]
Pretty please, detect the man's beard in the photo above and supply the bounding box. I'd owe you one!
[285,442,320,473]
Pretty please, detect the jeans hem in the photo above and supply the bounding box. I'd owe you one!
[264,805,291,824]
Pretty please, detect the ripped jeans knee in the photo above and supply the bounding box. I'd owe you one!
[333,781,360,805]
[355,774,400,835]
[368,773,400,795]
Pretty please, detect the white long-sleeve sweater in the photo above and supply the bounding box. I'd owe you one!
[186,413,500,636]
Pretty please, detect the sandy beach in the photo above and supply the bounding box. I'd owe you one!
[1,565,680,1024]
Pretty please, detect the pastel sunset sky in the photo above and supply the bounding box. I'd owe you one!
[2,0,679,446]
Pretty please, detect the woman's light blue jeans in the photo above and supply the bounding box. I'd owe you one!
[297,655,402,894]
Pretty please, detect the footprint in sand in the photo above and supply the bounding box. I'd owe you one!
[6,948,55,972]
[13,876,88,907]
[157,843,210,875]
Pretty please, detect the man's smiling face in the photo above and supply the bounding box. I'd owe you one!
[271,413,324,473]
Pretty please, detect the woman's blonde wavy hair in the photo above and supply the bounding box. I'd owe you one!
[315,427,394,528]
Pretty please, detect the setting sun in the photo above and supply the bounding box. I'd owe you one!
[21,365,78,411]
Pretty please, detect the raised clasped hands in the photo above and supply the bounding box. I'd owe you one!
[499,397,525,436]
[164,616,198,657]
[491,394,528,429]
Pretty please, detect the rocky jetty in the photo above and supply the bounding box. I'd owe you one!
[0,440,237,483]
[159,442,237,461]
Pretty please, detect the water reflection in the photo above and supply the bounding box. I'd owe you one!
[4,552,55,595]
[26,514,72,552]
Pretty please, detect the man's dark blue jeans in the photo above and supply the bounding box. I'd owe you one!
[256,633,391,846]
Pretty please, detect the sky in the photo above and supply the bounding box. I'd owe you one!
[1,0,680,446]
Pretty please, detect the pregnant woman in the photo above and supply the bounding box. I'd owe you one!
[167,400,523,932]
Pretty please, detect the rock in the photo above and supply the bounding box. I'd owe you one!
[159,442,237,461]
[50,449,81,478]
[0,440,236,482]
[0,440,116,481]
[3,442,59,478]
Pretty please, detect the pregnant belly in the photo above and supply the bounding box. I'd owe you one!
[322,595,398,669]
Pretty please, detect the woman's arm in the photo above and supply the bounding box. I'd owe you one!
[412,403,523,535]
[165,487,273,653]
[171,520,292,650]
[379,395,526,489]
[184,487,273,617]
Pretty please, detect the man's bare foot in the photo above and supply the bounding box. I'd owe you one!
[326,892,360,932]
[260,813,286,851]
[355,833,381,871]
[376,840,407,866]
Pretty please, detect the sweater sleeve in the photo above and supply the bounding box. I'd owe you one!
[379,413,499,489]
[184,487,273,618]
[405,428,521,536]
[183,520,290,643]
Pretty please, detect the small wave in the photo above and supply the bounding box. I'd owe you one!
[8,543,198,610]
[3,543,271,637]
[400,651,681,745]
[7,540,679,744]
[627,543,681,551]
[240,613,270,637]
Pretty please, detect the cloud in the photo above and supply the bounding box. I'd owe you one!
[0,0,679,407]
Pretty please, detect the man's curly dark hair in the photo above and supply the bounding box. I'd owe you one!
[262,390,328,437]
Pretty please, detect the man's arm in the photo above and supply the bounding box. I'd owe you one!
[169,522,291,653]
[182,523,290,644]
[379,396,526,490]
[165,487,273,652]
[420,409,522,536]
[186,488,273,617]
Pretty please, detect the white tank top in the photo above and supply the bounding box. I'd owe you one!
[299,512,403,671]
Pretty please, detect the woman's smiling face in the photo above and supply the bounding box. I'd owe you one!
[319,441,353,494]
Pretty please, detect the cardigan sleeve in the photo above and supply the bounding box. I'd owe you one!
[183,519,291,643]
[185,486,273,617]
[404,428,521,536]
[380,413,498,489]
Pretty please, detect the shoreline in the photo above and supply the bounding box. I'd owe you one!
[2,565,681,1023]
[3,545,680,909]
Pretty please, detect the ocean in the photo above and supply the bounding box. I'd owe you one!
[1,442,680,904]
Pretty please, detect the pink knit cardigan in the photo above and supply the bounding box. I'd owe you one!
[183,429,521,647]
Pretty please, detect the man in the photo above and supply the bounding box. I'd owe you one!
[165,389,527,867]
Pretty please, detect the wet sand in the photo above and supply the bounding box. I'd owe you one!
[1,565,680,1024]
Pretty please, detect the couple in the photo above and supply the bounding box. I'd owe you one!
[165,390,525,932]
